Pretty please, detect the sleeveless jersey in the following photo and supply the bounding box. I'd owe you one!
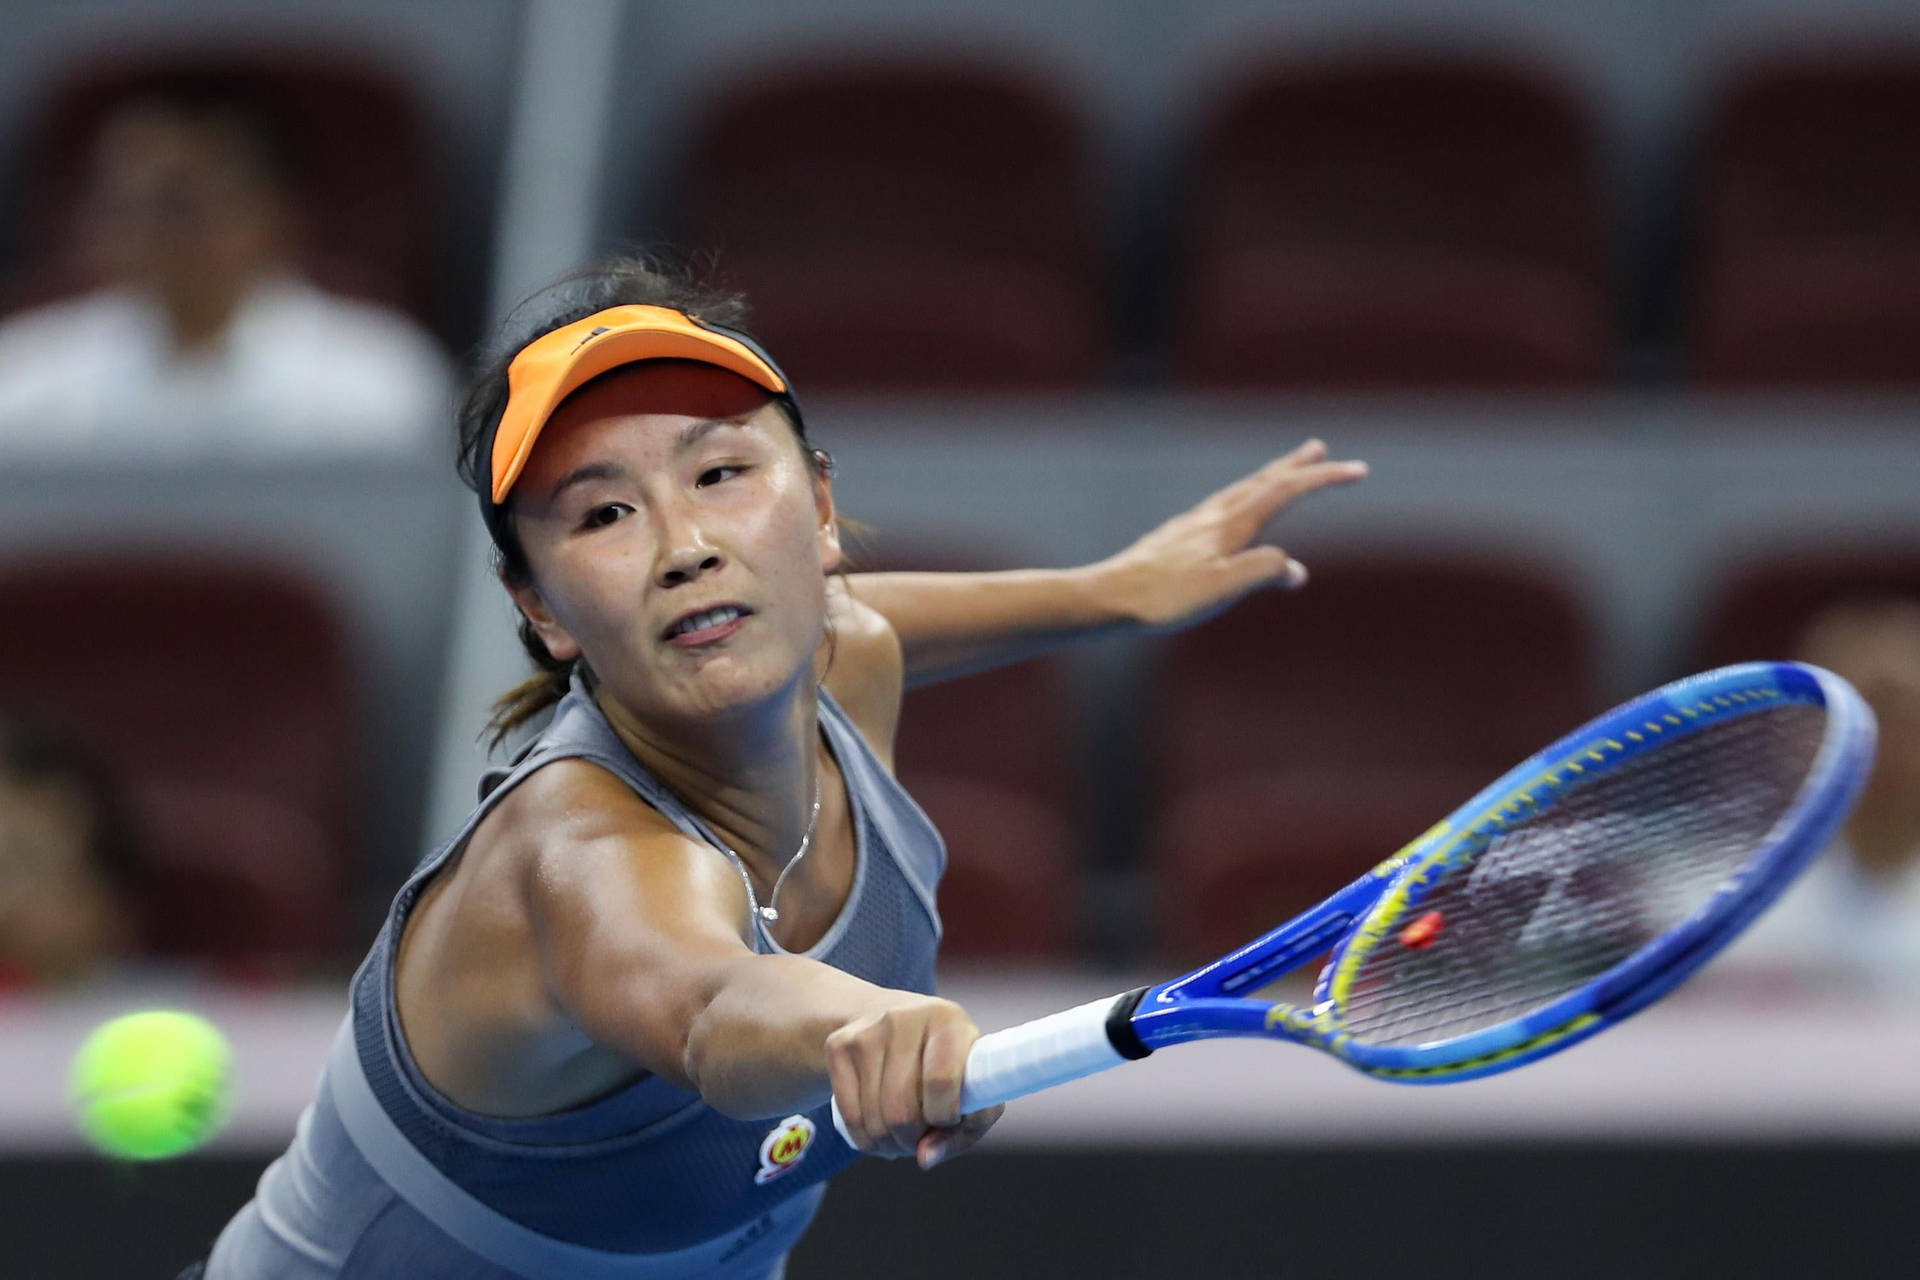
[204,671,946,1279]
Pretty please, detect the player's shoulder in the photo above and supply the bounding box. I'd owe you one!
[469,757,752,945]
[472,758,715,881]
[823,577,905,763]
[826,576,899,658]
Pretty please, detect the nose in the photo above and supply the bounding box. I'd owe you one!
[653,505,724,588]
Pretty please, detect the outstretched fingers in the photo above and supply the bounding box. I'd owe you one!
[1214,437,1328,503]
[1223,543,1305,593]
[1225,447,1369,530]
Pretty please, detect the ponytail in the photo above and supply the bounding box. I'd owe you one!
[483,612,577,751]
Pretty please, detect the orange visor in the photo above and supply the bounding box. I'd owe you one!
[490,305,791,505]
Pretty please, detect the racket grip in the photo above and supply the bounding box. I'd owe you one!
[829,993,1134,1148]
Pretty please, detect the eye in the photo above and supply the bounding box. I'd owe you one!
[697,465,745,488]
[581,503,630,530]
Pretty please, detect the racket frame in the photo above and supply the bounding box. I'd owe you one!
[1128,661,1876,1082]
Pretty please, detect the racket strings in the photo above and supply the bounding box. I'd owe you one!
[1335,702,1828,1048]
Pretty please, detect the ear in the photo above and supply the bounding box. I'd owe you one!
[811,452,843,575]
[501,568,582,663]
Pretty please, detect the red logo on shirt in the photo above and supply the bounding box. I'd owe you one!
[754,1115,816,1185]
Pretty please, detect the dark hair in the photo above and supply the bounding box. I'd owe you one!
[455,255,836,749]
[107,74,299,191]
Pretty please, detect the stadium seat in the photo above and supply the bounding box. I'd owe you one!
[4,52,436,326]
[674,57,1103,391]
[1146,553,1600,960]
[0,555,358,973]
[1172,54,1609,389]
[894,664,1080,959]
[850,544,1081,958]
[1694,54,1920,387]
[1692,546,1920,667]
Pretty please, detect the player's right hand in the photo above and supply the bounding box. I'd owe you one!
[1092,436,1367,633]
[824,995,1004,1168]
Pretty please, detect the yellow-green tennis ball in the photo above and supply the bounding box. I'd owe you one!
[69,1011,232,1160]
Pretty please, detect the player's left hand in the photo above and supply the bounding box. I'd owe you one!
[1093,438,1367,632]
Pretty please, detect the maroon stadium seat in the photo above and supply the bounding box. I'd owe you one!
[1695,54,1920,387]
[852,543,1080,957]
[1692,546,1920,667]
[1173,54,1609,389]
[677,57,1102,391]
[894,663,1079,959]
[1147,553,1600,960]
[5,52,435,325]
[0,555,357,973]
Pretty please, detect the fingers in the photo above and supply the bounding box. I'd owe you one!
[1217,437,1332,499]
[1282,436,1329,466]
[1220,439,1368,522]
[918,1103,1005,1171]
[1226,438,1327,495]
[919,1010,971,1130]
[825,1012,893,1156]
[1223,544,1306,593]
[1236,456,1368,520]
[825,1010,911,1158]
[879,1010,931,1153]
[826,998,978,1162]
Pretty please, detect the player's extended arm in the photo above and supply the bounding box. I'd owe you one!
[846,438,1366,686]
[518,761,996,1164]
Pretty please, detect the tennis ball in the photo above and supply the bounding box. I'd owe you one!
[69,1010,232,1160]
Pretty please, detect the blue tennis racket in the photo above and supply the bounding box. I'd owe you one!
[832,661,1875,1141]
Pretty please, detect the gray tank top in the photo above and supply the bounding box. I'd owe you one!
[205,671,945,1278]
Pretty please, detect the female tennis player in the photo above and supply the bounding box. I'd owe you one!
[190,257,1365,1279]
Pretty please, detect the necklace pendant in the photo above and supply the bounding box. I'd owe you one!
[751,775,818,933]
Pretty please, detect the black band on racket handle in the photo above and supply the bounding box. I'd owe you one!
[1104,986,1154,1060]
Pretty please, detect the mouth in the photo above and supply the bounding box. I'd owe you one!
[662,602,754,646]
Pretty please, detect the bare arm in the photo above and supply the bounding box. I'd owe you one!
[848,438,1368,686]
[517,761,997,1164]
[846,566,1122,687]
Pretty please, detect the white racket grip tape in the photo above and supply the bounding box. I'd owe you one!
[829,993,1132,1148]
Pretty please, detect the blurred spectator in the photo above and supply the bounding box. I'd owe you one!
[1732,598,1920,998]
[0,80,449,454]
[0,717,142,992]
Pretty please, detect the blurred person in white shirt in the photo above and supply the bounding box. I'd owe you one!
[0,81,449,454]
[1729,597,1920,999]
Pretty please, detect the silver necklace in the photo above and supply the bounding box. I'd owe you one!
[756,775,822,925]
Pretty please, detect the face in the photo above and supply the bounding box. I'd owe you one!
[1799,599,1920,798]
[79,104,286,298]
[504,361,841,728]
[0,775,106,956]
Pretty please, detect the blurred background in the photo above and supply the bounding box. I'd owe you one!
[1,0,1917,1275]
